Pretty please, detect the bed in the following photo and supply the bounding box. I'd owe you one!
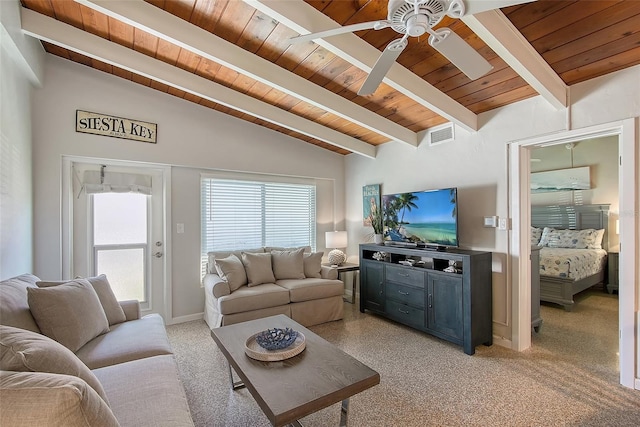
[531,204,610,311]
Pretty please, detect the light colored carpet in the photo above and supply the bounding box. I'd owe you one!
[166,290,640,426]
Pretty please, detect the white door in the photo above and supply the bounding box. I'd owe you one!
[71,161,167,319]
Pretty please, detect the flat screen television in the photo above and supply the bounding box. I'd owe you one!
[382,187,459,249]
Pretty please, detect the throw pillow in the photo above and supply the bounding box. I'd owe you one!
[37,275,126,326]
[538,227,555,247]
[271,248,306,280]
[27,279,109,352]
[303,252,324,278]
[0,325,109,404]
[214,254,248,292]
[530,227,542,246]
[0,371,119,427]
[241,252,276,286]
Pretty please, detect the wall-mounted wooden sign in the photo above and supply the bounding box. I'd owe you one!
[76,110,157,143]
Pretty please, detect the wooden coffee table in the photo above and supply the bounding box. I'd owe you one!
[210,315,380,426]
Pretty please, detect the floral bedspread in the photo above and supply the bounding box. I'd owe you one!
[539,248,608,280]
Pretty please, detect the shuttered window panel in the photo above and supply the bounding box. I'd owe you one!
[201,177,316,277]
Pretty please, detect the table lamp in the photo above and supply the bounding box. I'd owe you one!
[326,231,348,266]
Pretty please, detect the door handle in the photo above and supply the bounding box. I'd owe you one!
[428,294,433,308]
[154,252,163,258]
[398,291,409,295]
[398,308,409,314]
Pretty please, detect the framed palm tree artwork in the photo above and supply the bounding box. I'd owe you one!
[362,184,381,227]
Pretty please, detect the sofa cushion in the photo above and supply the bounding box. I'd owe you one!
[241,252,276,286]
[214,254,247,292]
[0,371,119,427]
[93,355,193,427]
[0,274,41,332]
[27,279,109,352]
[303,252,324,278]
[75,313,173,370]
[0,325,109,404]
[217,284,290,315]
[271,248,305,280]
[37,275,126,326]
[276,278,344,303]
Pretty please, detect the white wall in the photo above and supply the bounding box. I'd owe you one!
[31,55,345,320]
[0,10,41,279]
[345,64,640,344]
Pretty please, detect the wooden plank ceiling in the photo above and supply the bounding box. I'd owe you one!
[20,0,640,156]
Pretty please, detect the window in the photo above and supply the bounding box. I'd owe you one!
[92,192,148,302]
[201,177,316,276]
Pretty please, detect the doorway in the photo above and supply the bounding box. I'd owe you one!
[63,158,170,320]
[508,119,637,388]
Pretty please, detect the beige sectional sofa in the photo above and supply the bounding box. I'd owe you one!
[0,274,193,427]
[203,247,344,328]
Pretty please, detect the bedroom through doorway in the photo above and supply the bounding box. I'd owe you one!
[529,136,620,381]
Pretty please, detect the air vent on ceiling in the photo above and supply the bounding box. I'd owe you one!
[427,123,454,146]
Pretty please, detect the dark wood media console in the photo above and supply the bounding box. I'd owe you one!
[359,243,493,355]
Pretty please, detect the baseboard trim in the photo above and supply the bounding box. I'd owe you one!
[492,335,512,350]
[168,312,204,325]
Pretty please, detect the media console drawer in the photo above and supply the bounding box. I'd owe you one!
[385,265,424,287]
[386,299,425,329]
[386,282,425,308]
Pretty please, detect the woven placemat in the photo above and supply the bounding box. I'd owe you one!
[245,331,306,361]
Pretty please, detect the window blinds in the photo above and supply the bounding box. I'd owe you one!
[201,177,316,276]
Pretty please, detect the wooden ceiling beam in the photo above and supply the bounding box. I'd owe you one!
[73,0,415,147]
[246,0,479,133]
[462,10,567,110]
[21,7,377,158]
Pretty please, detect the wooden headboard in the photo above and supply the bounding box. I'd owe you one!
[531,204,610,251]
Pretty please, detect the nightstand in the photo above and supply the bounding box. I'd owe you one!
[324,262,359,304]
[607,246,619,294]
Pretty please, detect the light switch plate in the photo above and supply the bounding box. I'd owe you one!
[483,216,497,228]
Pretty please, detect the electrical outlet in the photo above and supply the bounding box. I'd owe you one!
[498,218,508,230]
[177,223,185,234]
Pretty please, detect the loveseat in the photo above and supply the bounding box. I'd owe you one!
[203,247,344,328]
[0,274,194,426]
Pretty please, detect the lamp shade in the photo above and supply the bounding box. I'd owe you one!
[326,231,348,248]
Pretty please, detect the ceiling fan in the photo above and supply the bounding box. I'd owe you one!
[289,0,533,95]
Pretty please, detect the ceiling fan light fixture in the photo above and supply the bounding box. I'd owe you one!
[406,14,430,37]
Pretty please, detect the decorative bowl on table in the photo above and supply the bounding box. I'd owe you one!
[245,328,306,361]
[255,327,298,350]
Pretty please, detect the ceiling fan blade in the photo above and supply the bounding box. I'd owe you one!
[464,0,536,16]
[358,38,408,96]
[289,20,391,44]
[428,28,493,80]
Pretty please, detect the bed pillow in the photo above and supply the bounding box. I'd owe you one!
[37,275,126,326]
[591,228,605,249]
[531,227,543,246]
[0,325,109,404]
[303,252,324,278]
[546,228,603,249]
[241,252,276,286]
[27,279,110,352]
[271,248,305,280]
[214,254,248,292]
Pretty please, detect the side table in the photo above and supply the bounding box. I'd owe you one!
[607,246,619,294]
[325,262,360,304]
